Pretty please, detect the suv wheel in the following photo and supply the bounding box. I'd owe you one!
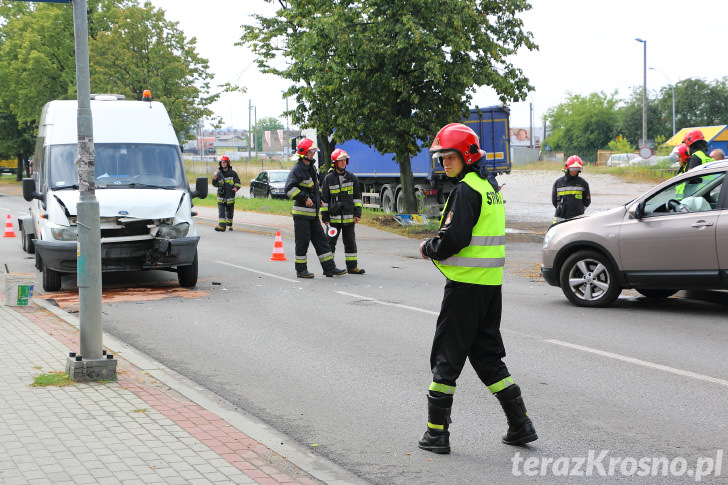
[559,250,621,307]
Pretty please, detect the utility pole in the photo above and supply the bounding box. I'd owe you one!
[635,38,647,147]
[67,0,116,381]
[248,99,252,170]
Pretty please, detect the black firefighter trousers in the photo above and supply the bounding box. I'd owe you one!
[327,223,358,270]
[293,216,336,273]
[430,281,510,391]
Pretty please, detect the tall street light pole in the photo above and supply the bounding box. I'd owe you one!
[635,38,647,147]
[649,67,675,137]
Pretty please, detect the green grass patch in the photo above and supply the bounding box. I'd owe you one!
[32,372,72,387]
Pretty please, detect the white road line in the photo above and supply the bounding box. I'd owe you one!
[335,291,439,316]
[546,339,728,388]
[215,260,299,283]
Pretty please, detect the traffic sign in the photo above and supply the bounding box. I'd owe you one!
[639,146,653,159]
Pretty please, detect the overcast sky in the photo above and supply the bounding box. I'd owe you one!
[148,0,727,131]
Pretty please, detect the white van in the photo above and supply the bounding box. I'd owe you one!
[21,94,208,291]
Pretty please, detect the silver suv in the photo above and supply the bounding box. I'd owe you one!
[541,160,728,307]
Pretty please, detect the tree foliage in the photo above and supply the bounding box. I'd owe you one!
[543,92,620,159]
[0,0,218,161]
[243,0,537,212]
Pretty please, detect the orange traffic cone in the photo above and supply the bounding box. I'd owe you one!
[3,214,16,238]
[270,230,287,261]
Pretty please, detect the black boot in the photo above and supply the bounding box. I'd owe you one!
[495,384,538,446]
[296,270,314,279]
[418,396,452,454]
[323,267,346,277]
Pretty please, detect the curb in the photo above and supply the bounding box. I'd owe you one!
[32,298,367,485]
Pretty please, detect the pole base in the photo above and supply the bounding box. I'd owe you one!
[66,355,117,382]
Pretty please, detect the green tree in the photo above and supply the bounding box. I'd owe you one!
[244,0,537,212]
[0,111,34,179]
[618,87,670,145]
[607,135,633,153]
[543,92,620,160]
[0,0,218,146]
[89,1,219,138]
[254,117,283,152]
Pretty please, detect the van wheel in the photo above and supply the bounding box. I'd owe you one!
[559,250,621,307]
[636,289,678,299]
[178,251,198,288]
[21,227,35,254]
[42,264,63,292]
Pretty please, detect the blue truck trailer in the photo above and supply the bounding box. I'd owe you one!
[337,105,511,214]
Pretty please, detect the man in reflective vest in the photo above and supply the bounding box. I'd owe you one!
[417,123,537,454]
[552,155,590,223]
[684,129,714,170]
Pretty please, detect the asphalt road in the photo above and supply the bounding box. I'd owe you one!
[2,178,728,484]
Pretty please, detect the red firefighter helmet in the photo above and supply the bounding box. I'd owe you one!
[331,148,350,163]
[565,155,583,171]
[430,123,485,165]
[219,155,230,163]
[296,138,319,156]
[683,129,705,147]
[676,143,690,163]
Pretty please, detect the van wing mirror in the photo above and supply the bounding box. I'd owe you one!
[190,177,208,199]
[22,178,43,203]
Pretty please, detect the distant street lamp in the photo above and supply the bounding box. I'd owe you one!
[649,67,675,137]
[635,38,647,147]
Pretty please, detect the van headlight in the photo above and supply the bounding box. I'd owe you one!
[51,226,78,241]
[542,227,556,249]
[156,222,189,239]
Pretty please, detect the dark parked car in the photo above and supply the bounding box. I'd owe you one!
[541,160,728,307]
[250,169,290,199]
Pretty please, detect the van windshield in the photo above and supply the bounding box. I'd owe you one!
[49,144,187,190]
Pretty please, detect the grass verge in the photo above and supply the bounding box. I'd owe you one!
[32,372,72,387]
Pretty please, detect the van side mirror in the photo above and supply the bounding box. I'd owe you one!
[190,177,208,199]
[22,178,42,202]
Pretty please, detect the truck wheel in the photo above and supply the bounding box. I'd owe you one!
[559,250,621,307]
[396,190,406,213]
[42,264,63,292]
[636,289,678,299]
[381,188,395,214]
[177,251,198,288]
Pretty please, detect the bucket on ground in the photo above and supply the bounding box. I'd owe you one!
[3,273,35,306]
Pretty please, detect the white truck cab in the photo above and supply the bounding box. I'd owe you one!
[21,94,208,291]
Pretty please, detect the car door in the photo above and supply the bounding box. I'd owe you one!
[251,171,264,197]
[618,171,724,287]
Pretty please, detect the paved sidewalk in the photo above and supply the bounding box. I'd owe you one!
[0,297,364,485]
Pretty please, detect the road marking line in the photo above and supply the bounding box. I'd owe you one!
[215,260,299,283]
[335,291,439,316]
[546,339,728,388]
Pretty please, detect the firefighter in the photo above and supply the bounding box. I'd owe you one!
[321,149,365,274]
[552,155,591,223]
[285,138,347,278]
[417,123,537,454]
[684,129,714,170]
[676,143,690,174]
[211,156,240,231]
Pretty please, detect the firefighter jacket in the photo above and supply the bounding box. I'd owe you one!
[422,170,505,286]
[285,159,321,219]
[320,169,363,224]
[552,173,591,219]
[212,167,241,203]
[687,151,714,171]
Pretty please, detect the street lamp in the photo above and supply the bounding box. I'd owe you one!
[635,38,647,147]
[649,67,675,137]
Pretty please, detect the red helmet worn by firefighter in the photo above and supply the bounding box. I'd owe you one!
[430,123,485,165]
[683,129,705,147]
[296,138,319,157]
[219,155,230,168]
[331,148,350,164]
[676,143,690,163]
[565,155,583,172]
